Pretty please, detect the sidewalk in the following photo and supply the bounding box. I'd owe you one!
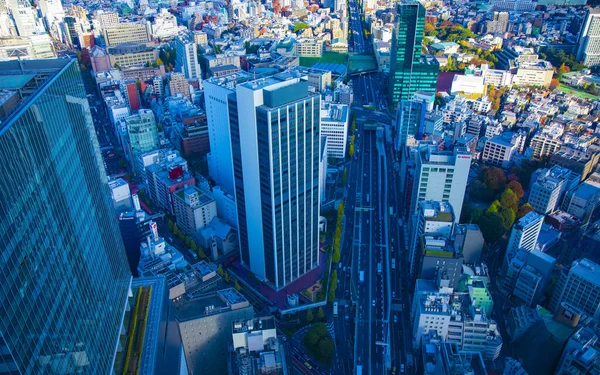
[229,251,327,309]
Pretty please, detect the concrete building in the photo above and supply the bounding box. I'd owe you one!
[550,146,600,182]
[530,132,563,160]
[576,8,600,67]
[169,72,191,99]
[175,34,202,80]
[173,185,218,236]
[503,212,544,267]
[550,258,600,320]
[562,172,600,220]
[193,30,208,45]
[231,73,321,289]
[419,236,464,288]
[502,249,556,306]
[411,279,503,363]
[395,98,427,149]
[409,201,454,278]
[146,162,196,215]
[555,326,600,375]
[320,102,349,159]
[198,217,238,260]
[296,39,324,57]
[108,177,132,212]
[528,166,579,215]
[454,224,484,264]
[511,63,554,88]
[103,22,151,47]
[108,43,158,68]
[0,35,56,60]
[213,185,238,229]
[409,145,472,222]
[173,289,254,374]
[482,136,515,168]
[231,317,286,375]
[420,333,487,375]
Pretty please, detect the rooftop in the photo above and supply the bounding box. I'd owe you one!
[232,316,276,334]
[0,59,73,125]
[173,288,249,322]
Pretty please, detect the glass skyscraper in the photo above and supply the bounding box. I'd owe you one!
[388,0,439,108]
[0,59,131,374]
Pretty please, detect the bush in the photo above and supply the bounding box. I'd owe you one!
[303,323,335,364]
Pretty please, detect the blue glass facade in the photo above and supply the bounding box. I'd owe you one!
[0,60,131,374]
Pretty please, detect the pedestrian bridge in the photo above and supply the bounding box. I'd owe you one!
[347,53,378,76]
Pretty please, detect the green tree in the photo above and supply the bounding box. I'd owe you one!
[224,271,230,284]
[218,264,224,276]
[507,180,525,200]
[234,280,241,291]
[486,200,501,215]
[500,188,519,212]
[185,236,192,248]
[317,307,325,321]
[342,168,348,184]
[190,241,198,252]
[176,231,185,241]
[306,308,314,323]
[328,270,338,302]
[499,206,516,228]
[349,143,355,157]
[167,219,175,232]
[478,212,507,243]
[198,247,206,259]
[293,22,309,32]
[332,247,341,263]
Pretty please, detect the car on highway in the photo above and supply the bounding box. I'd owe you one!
[372,299,376,307]
[400,364,405,373]
[392,291,396,298]
[394,314,398,323]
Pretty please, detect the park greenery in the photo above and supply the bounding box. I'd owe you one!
[303,323,335,364]
[333,201,344,263]
[463,164,539,243]
[293,22,310,32]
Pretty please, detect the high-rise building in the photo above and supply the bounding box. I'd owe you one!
[576,8,600,67]
[550,258,600,320]
[503,211,544,266]
[388,0,439,108]
[175,34,202,81]
[0,59,131,373]
[11,0,37,36]
[96,11,119,31]
[231,74,321,289]
[204,72,252,194]
[409,145,471,222]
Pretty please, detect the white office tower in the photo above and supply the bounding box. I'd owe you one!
[577,8,600,67]
[10,0,37,36]
[409,144,471,223]
[175,34,202,81]
[320,103,349,159]
[232,73,321,289]
[409,200,454,277]
[205,73,253,194]
[550,258,600,320]
[503,211,544,267]
[528,166,579,215]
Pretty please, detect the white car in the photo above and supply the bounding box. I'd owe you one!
[372,299,376,307]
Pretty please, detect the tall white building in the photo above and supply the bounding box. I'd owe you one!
[409,145,471,222]
[550,258,600,320]
[503,212,544,268]
[528,166,579,215]
[11,0,37,36]
[175,34,202,81]
[320,102,349,159]
[204,73,252,194]
[577,8,600,67]
[232,74,321,289]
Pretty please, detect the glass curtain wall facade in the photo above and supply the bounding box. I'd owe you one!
[0,59,131,374]
[388,1,438,108]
